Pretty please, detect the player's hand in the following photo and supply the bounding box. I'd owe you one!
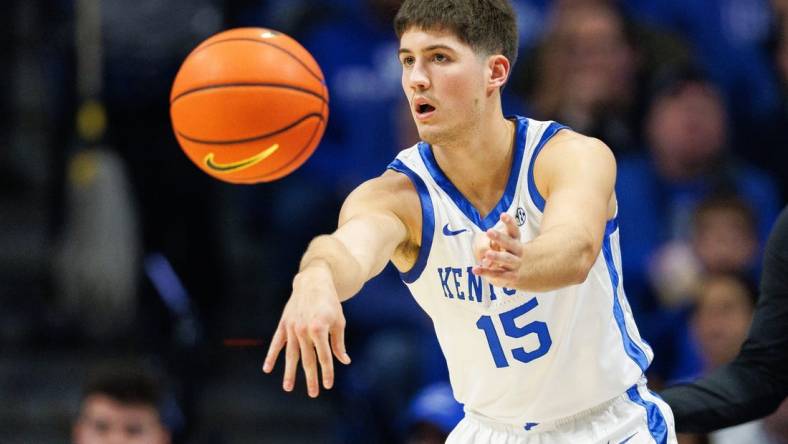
[471,213,524,288]
[472,223,502,263]
[262,264,351,398]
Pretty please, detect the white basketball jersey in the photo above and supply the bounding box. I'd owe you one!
[387,116,654,428]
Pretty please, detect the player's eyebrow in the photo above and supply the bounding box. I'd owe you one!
[398,44,456,55]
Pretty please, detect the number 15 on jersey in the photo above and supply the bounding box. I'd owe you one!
[476,297,552,368]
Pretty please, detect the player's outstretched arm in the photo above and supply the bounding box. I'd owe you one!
[262,172,414,398]
[473,131,615,292]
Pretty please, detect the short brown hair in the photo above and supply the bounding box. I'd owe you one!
[82,366,164,414]
[693,195,758,235]
[394,0,519,67]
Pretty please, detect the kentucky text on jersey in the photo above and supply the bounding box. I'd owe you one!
[437,266,517,301]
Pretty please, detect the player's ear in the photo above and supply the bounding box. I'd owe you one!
[487,54,510,93]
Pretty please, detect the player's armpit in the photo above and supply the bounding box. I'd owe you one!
[301,172,415,301]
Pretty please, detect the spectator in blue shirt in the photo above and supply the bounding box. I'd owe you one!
[616,69,781,333]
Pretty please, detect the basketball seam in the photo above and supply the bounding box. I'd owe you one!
[170,82,328,105]
[246,100,327,182]
[189,37,324,83]
[176,112,325,145]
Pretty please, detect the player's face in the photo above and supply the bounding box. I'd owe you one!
[399,27,489,144]
[73,395,170,444]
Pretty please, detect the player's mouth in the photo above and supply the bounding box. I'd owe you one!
[413,97,436,121]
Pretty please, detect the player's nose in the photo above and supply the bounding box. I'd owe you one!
[407,61,430,91]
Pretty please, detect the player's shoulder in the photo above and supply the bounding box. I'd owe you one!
[544,127,610,152]
[538,128,615,168]
[532,127,617,197]
[350,168,418,202]
[342,164,420,224]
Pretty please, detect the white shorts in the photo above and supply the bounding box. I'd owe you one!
[446,379,677,444]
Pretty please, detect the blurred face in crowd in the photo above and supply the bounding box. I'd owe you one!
[775,0,788,18]
[399,27,502,146]
[73,395,170,444]
[692,275,754,369]
[647,82,727,180]
[552,6,635,111]
[693,208,757,273]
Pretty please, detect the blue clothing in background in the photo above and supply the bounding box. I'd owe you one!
[622,0,780,119]
[642,306,705,384]
[616,155,781,308]
[616,154,780,384]
[404,382,464,435]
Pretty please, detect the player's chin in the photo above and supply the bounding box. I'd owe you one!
[415,125,441,145]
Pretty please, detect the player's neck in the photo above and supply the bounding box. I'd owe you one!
[431,111,515,217]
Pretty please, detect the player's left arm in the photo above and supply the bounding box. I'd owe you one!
[472,131,616,292]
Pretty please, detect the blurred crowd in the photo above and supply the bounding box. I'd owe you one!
[1,0,787,443]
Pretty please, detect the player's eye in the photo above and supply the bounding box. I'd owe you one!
[401,55,415,67]
[432,53,448,63]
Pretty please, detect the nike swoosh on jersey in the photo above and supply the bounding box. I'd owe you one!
[203,143,279,173]
[442,223,468,236]
[616,432,638,444]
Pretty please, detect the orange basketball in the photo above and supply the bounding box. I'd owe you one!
[170,28,329,184]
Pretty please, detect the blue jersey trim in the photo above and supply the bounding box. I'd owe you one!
[604,217,619,237]
[626,384,669,444]
[602,221,650,372]
[416,116,529,231]
[387,159,435,284]
[526,122,569,212]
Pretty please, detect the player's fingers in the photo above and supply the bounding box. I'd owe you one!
[487,229,523,256]
[480,257,507,272]
[296,327,320,398]
[473,233,492,262]
[283,328,300,392]
[263,325,286,373]
[309,324,334,390]
[471,265,504,278]
[471,266,514,287]
[330,320,351,365]
[501,213,520,240]
[483,250,520,271]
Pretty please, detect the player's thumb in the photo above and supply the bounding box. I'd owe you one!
[472,233,491,263]
[330,323,351,365]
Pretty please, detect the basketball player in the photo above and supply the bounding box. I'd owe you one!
[263,1,677,442]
